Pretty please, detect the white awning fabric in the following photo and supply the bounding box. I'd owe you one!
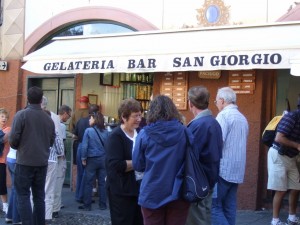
[22,22,300,74]
[290,54,300,76]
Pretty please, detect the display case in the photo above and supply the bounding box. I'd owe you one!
[121,73,153,111]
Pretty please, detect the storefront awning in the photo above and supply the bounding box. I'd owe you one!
[22,22,300,74]
[290,54,300,76]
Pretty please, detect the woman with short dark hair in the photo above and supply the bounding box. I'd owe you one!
[106,98,144,225]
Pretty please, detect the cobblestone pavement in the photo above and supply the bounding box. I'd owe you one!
[0,187,290,225]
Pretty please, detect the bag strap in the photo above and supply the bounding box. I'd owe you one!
[92,127,105,148]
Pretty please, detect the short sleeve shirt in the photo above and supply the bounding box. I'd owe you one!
[277,109,300,143]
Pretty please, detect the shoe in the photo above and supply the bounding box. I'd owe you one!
[52,211,59,218]
[272,220,287,225]
[287,217,300,225]
[3,203,8,214]
[45,219,52,225]
[78,205,91,211]
[76,199,83,204]
[5,218,12,223]
[99,206,107,210]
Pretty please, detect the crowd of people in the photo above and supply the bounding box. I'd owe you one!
[3,84,300,225]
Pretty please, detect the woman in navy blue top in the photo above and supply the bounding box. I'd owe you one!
[105,98,144,225]
[133,95,192,225]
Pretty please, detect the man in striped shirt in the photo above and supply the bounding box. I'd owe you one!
[211,87,249,225]
[268,98,300,225]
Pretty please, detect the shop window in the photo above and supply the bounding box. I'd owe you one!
[276,69,300,113]
[37,21,136,50]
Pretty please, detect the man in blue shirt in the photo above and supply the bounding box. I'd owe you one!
[268,99,300,225]
[185,86,223,225]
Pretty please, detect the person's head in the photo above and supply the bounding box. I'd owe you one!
[40,96,48,109]
[58,105,72,122]
[79,96,89,109]
[89,112,105,130]
[118,98,142,129]
[147,95,183,124]
[0,108,9,126]
[27,86,43,105]
[188,86,210,111]
[88,104,100,115]
[215,87,236,111]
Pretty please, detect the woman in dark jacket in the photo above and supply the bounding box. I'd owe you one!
[105,98,143,225]
[132,95,191,225]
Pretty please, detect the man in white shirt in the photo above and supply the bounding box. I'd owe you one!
[52,105,72,218]
[211,87,249,225]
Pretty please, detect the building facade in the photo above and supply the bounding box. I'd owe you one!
[1,0,300,210]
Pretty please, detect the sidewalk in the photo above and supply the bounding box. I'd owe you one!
[0,187,289,225]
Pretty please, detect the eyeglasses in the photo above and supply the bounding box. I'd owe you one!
[66,112,71,118]
[130,114,142,119]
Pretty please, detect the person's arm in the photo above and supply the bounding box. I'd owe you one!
[9,112,23,149]
[125,160,133,172]
[81,129,89,166]
[106,130,131,174]
[215,113,228,143]
[54,133,64,156]
[275,132,300,151]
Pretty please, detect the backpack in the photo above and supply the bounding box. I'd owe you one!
[261,116,282,147]
[262,98,291,148]
[182,131,210,202]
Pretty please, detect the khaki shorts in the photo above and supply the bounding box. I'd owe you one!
[267,147,300,191]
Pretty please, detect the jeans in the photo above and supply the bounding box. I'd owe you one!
[14,164,48,225]
[83,156,107,208]
[6,162,21,224]
[211,177,238,225]
[75,143,85,201]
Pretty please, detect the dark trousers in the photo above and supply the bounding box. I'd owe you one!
[141,200,190,225]
[108,189,143,225]
[0,163,7,194]
[75,143,85,201]
[14,164,48,225]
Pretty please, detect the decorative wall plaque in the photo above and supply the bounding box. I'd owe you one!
[228,70,256,94]
[161,72,188,110]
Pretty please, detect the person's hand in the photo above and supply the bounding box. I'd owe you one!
[82,160,86,166]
